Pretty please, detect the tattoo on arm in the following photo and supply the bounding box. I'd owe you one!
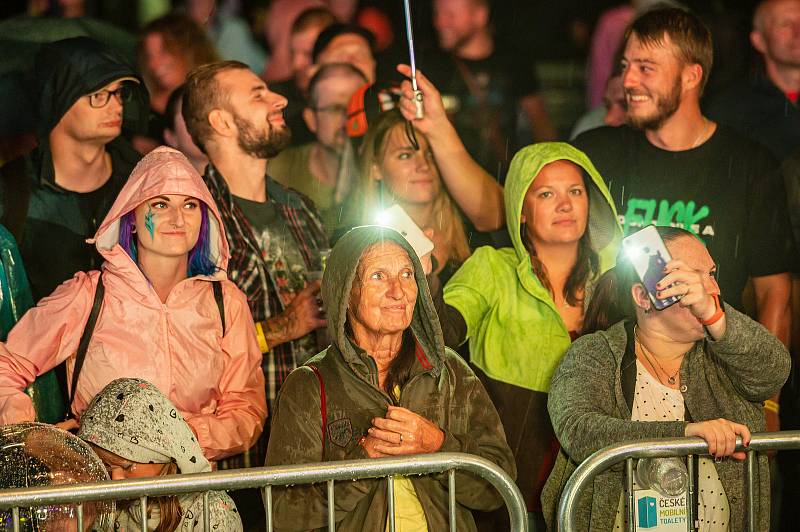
[263,313,297,348]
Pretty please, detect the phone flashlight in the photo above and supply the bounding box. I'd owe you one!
[374,209,392,226]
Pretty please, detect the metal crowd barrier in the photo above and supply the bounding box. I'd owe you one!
[557,431,800,532]
[0,452,527,532]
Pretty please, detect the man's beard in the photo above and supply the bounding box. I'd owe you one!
[234,114,291,159]
[626,75,682,131]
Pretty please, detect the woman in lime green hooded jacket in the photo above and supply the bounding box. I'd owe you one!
[438,142,622,528]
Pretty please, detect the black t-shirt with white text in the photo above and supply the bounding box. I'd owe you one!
[573,125,796,309]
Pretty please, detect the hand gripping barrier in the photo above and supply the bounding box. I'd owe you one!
[556,431,800,532]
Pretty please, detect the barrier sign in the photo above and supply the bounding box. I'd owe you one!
[635,489,687,531]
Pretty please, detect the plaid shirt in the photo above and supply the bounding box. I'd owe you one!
[204,164,328,409]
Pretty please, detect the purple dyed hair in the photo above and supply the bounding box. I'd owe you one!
[118,201,216,277]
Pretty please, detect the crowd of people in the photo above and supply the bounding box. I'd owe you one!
[0,0,799,531]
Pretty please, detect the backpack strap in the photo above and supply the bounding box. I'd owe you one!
[212,280,226,335]
[67,275,105,417]
[66,279,225,419]
[307,364,327,460]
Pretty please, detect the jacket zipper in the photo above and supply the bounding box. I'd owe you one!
[355,354,435,407]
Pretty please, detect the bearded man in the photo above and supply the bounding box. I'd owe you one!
[572,8,796,434]
[183,61,328,451]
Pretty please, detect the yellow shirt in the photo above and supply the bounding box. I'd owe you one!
[385,386,429,532]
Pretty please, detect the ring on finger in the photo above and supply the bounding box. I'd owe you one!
[399,433,404,444]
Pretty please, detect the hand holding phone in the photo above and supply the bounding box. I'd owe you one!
[622,225,681,310]
[376,204,435,261]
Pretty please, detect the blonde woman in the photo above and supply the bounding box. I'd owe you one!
[348,65,504,281]
[355,109,468,279]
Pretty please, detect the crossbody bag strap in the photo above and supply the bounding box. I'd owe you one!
[308,364,327,460]
[67,275,105,416]
[212,280,226,335]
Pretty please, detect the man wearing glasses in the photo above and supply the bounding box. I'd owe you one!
[269,62,367,236]
[0,37,147,301]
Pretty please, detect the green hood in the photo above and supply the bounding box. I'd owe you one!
[443,143,622,392]
[321,225,445,374]
[504,142,621,294]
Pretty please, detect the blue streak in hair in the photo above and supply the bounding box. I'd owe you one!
[188,203,216,277]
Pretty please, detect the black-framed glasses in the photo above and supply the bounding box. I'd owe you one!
[88,85,132,108]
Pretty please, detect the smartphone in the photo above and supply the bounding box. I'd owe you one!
[376,204,434,259]
[622,225,680,310]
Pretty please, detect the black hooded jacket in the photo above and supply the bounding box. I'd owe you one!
[0,37,147,301]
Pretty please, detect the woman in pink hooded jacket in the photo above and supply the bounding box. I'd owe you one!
[0,146,267,461]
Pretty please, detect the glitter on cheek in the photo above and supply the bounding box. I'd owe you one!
[145,206,155,240]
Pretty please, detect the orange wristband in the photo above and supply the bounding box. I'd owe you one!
[698,293,724,326]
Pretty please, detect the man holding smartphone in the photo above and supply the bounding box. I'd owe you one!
[572,8,795,431]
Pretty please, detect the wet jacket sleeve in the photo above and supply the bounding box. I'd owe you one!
[548,333,687,463]
[442,247,497,346]
[183,284,267,461]
[438,356,517,511]
[428,271,467,349]
[706,305,790,402]
[0,272,96,424]
[266,367,379,530]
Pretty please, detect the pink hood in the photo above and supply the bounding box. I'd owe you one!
[0,146,266,460]
[93,145,229,273]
